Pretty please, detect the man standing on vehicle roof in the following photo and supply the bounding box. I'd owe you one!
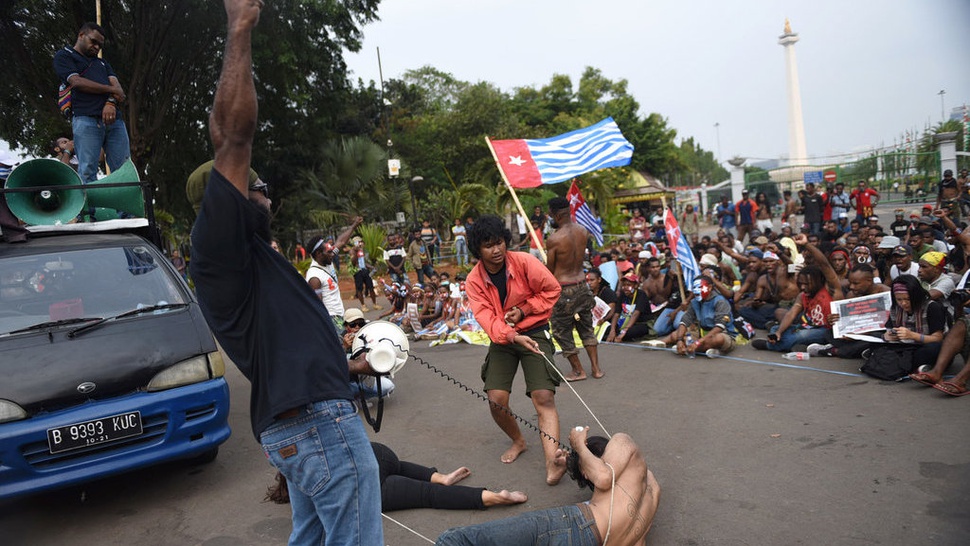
[188,2,383,544]
[52,23,130,193]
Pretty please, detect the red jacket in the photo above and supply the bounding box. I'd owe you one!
[466,251,561,344]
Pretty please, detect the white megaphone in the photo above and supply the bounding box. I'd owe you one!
[351,321,410,377]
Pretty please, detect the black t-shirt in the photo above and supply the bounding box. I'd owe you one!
[890,220,910,239]
[595,285,617,306]
[617,289,650,323]
[52,45,118,117]
[488,265,508,306]
[190,169,352,439]
[801,194,824,223]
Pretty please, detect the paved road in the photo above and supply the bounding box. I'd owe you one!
[1,313,967,545]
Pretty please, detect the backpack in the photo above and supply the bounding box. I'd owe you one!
[860,344,916,381]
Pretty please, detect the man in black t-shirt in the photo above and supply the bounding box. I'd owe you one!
[188,3,382,545]
[52,22,130,194]
[800,182,825,235]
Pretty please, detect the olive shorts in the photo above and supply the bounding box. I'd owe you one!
[482,328,559,396]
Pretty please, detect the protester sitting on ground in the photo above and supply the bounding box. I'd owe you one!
[908,293,970,398]
[606,272,651,343]
[738,250,795,330]
[809,264,895,358]
[268,442,529,511]
[880,275,945,362]
[436,427,660,546]
[753,235,843,352]
[917,251,955,314]
[586,267,617,328]
[888,244,919,281]
[651,276,738,358]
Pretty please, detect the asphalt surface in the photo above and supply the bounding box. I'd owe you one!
[2,197,967,545]
[2,327,968,545]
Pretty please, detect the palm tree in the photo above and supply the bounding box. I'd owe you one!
[300,136,408,226]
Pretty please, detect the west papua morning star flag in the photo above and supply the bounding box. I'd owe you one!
[566,181,604,246]
[490,118,634,189]
[664,209,701,289]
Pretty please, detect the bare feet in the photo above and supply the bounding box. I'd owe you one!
[432,467,471,486]
[482,489,529,507]
[591,368,605,379]
[501,440,527,464]
[563,372,588,382]
[546,459,567,485]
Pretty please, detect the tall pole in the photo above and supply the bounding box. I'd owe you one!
[408,176,421,226]
[938,89,946,122]
[714,122,721,162]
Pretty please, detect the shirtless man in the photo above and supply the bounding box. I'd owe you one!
[436,426,661,546]
[546,197,603,380]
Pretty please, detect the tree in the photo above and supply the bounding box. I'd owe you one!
[0,0,381,225]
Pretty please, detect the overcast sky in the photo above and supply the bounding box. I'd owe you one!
[345,0,970,165]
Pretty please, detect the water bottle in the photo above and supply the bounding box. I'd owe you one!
[684,332,696,359]
[782,352,810,361]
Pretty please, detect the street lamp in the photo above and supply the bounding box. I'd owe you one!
[938,89,946,122]
[408,176,422,227]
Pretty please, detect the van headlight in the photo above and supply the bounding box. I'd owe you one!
[207,350,225,378]
[147,356,211,392]
[0,399,28,424]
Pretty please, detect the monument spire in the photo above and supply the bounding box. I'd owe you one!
[779,18,808,167]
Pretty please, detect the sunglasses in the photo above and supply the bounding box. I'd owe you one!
[249,180,269,198]
[347,320,366,329]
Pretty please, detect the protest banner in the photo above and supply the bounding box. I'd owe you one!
[831,292,891,338]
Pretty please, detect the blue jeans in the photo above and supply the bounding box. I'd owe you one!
[436,504,599,545]
[72,115,130,183]
[260,399,383,546]
[739,304,778,329]
[415,264,435,285]
[454,238,468,266]
[653,308,684,336]
[766,324,833,352]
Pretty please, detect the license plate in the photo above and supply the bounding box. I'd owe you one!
[47,411,143,454]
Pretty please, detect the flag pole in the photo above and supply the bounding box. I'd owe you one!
[661,195,687,304]
[485,136,547,262]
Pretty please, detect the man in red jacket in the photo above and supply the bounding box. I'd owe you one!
[465,215,565,485]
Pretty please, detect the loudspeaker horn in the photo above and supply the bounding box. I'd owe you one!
[5,158,86,225]
[85,159,144,218]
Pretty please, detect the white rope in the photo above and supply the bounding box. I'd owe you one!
[602,461,615,546]
[382,512,436,544]
[538,345,612,439]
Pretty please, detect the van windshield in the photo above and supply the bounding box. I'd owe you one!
[0,245,187,335]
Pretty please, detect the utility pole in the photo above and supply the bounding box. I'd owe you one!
[938,89,946,122]
[714,122,721,162]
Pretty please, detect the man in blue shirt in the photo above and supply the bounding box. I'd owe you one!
[716,195,736,235]
[52,22,130,198]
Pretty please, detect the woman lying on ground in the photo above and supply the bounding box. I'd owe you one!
[266,442,528,511]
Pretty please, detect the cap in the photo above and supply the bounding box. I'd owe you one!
[922,204,934,210]
[877,235,900,249]
[781,222,791,228]
[894,208,904,215]
[343,308,365,323]
[638,250,650,259]
[762,251,780,261]
[621,272,640,284]
[838,212,848,219]
[869,215,879,221]
[891,245,911,256]
[699,254,719,266]
[745,248,764,259]
[186,160,260,213]
[742,189,749,194]
[754,236,769,245]
[920,251,946,267]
